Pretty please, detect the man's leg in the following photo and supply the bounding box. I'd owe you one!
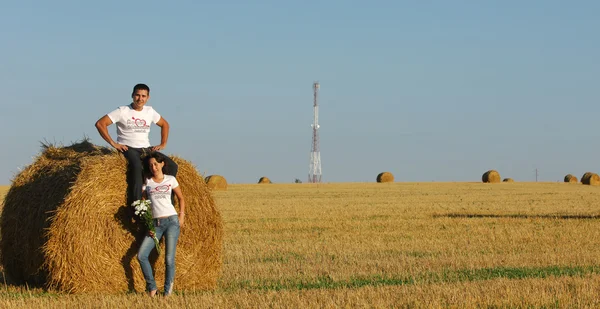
[158,152,179,205]
[123,148,145,206]
[160,153,178,177]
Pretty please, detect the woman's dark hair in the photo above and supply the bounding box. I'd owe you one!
[143,152,168,176]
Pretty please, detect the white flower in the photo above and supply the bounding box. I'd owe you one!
[135,210,140,215]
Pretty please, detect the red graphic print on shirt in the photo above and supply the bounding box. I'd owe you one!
[132,117,148,127]
[148,184,171,200]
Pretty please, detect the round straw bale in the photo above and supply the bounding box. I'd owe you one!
[564,174,578,183]
[582,172,592,181]
[482,170,501,183]
[0,141,223,293]
[258,177,271,184]
[204,175,228,191]
[502,178,514,183]
[581,172,600,186]
[376,172,394,183]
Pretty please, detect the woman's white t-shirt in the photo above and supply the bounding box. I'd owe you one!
[144,175,179,218]
[106,105,161,148]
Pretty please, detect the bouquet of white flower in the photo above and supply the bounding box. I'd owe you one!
[131,199,160,254]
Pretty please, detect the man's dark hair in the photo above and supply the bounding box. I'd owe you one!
[132,83,150,95]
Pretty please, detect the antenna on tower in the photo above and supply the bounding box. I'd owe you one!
[309,81,322,183]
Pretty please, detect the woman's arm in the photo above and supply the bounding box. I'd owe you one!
[173,186,185,227]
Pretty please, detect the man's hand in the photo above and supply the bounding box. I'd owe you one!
[178,213,185,227]
[152,144,166,151]
[113,143,129,152]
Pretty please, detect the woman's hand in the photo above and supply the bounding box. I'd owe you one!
[178,213,185,227]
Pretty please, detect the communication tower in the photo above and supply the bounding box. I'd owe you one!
[309,82,322,183]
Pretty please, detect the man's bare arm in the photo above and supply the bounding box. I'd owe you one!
[95,115,128,152]
[153,117,170,151]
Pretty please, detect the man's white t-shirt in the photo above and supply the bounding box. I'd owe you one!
[106,105,161,148]
[144,175,179,218]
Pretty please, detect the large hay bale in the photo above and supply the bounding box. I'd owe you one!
[204,175,228,191]
[502,178,514,183]
[564,174,578,183]
[376,172,394,183]
[482,170,501,183]
[1,141,223,293]
[258,177,271,184]
[581,172,600,186]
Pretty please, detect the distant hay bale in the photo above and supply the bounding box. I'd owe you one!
[0,141,223,293]
[376,172,394,183]
[581,172,600,186]
[502,178,514,183]
[204,175,228,191]
[582,172,592,182]
[258,177,271,184]
[482,170,501,183]
[564,174,578,183]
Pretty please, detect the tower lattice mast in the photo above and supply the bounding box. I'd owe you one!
[309,81,322,183]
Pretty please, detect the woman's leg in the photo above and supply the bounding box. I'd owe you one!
[163,216,181,295]
[137,221,167,294]
[136,236,158,293]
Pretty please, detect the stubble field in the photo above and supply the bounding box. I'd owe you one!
[1,182,600,308]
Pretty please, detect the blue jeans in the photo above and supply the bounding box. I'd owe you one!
[137,215,180,294]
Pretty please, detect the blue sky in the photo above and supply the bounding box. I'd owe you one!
[1,1,599,184]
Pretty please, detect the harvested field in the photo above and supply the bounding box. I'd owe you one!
[0,186,7,201]
[1,182,600,307]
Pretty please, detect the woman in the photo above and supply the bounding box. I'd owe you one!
[137,152,186,297]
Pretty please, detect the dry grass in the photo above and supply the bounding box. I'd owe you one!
[0,186,8,202]
[2,182,600,307]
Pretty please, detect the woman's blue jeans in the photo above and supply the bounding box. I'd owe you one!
[137,215,180,294]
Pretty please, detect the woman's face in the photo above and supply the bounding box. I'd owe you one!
[148,158,164,176]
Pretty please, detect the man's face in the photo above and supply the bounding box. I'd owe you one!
[131,89,150,109]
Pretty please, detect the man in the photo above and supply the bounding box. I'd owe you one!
[95,83,178,205]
